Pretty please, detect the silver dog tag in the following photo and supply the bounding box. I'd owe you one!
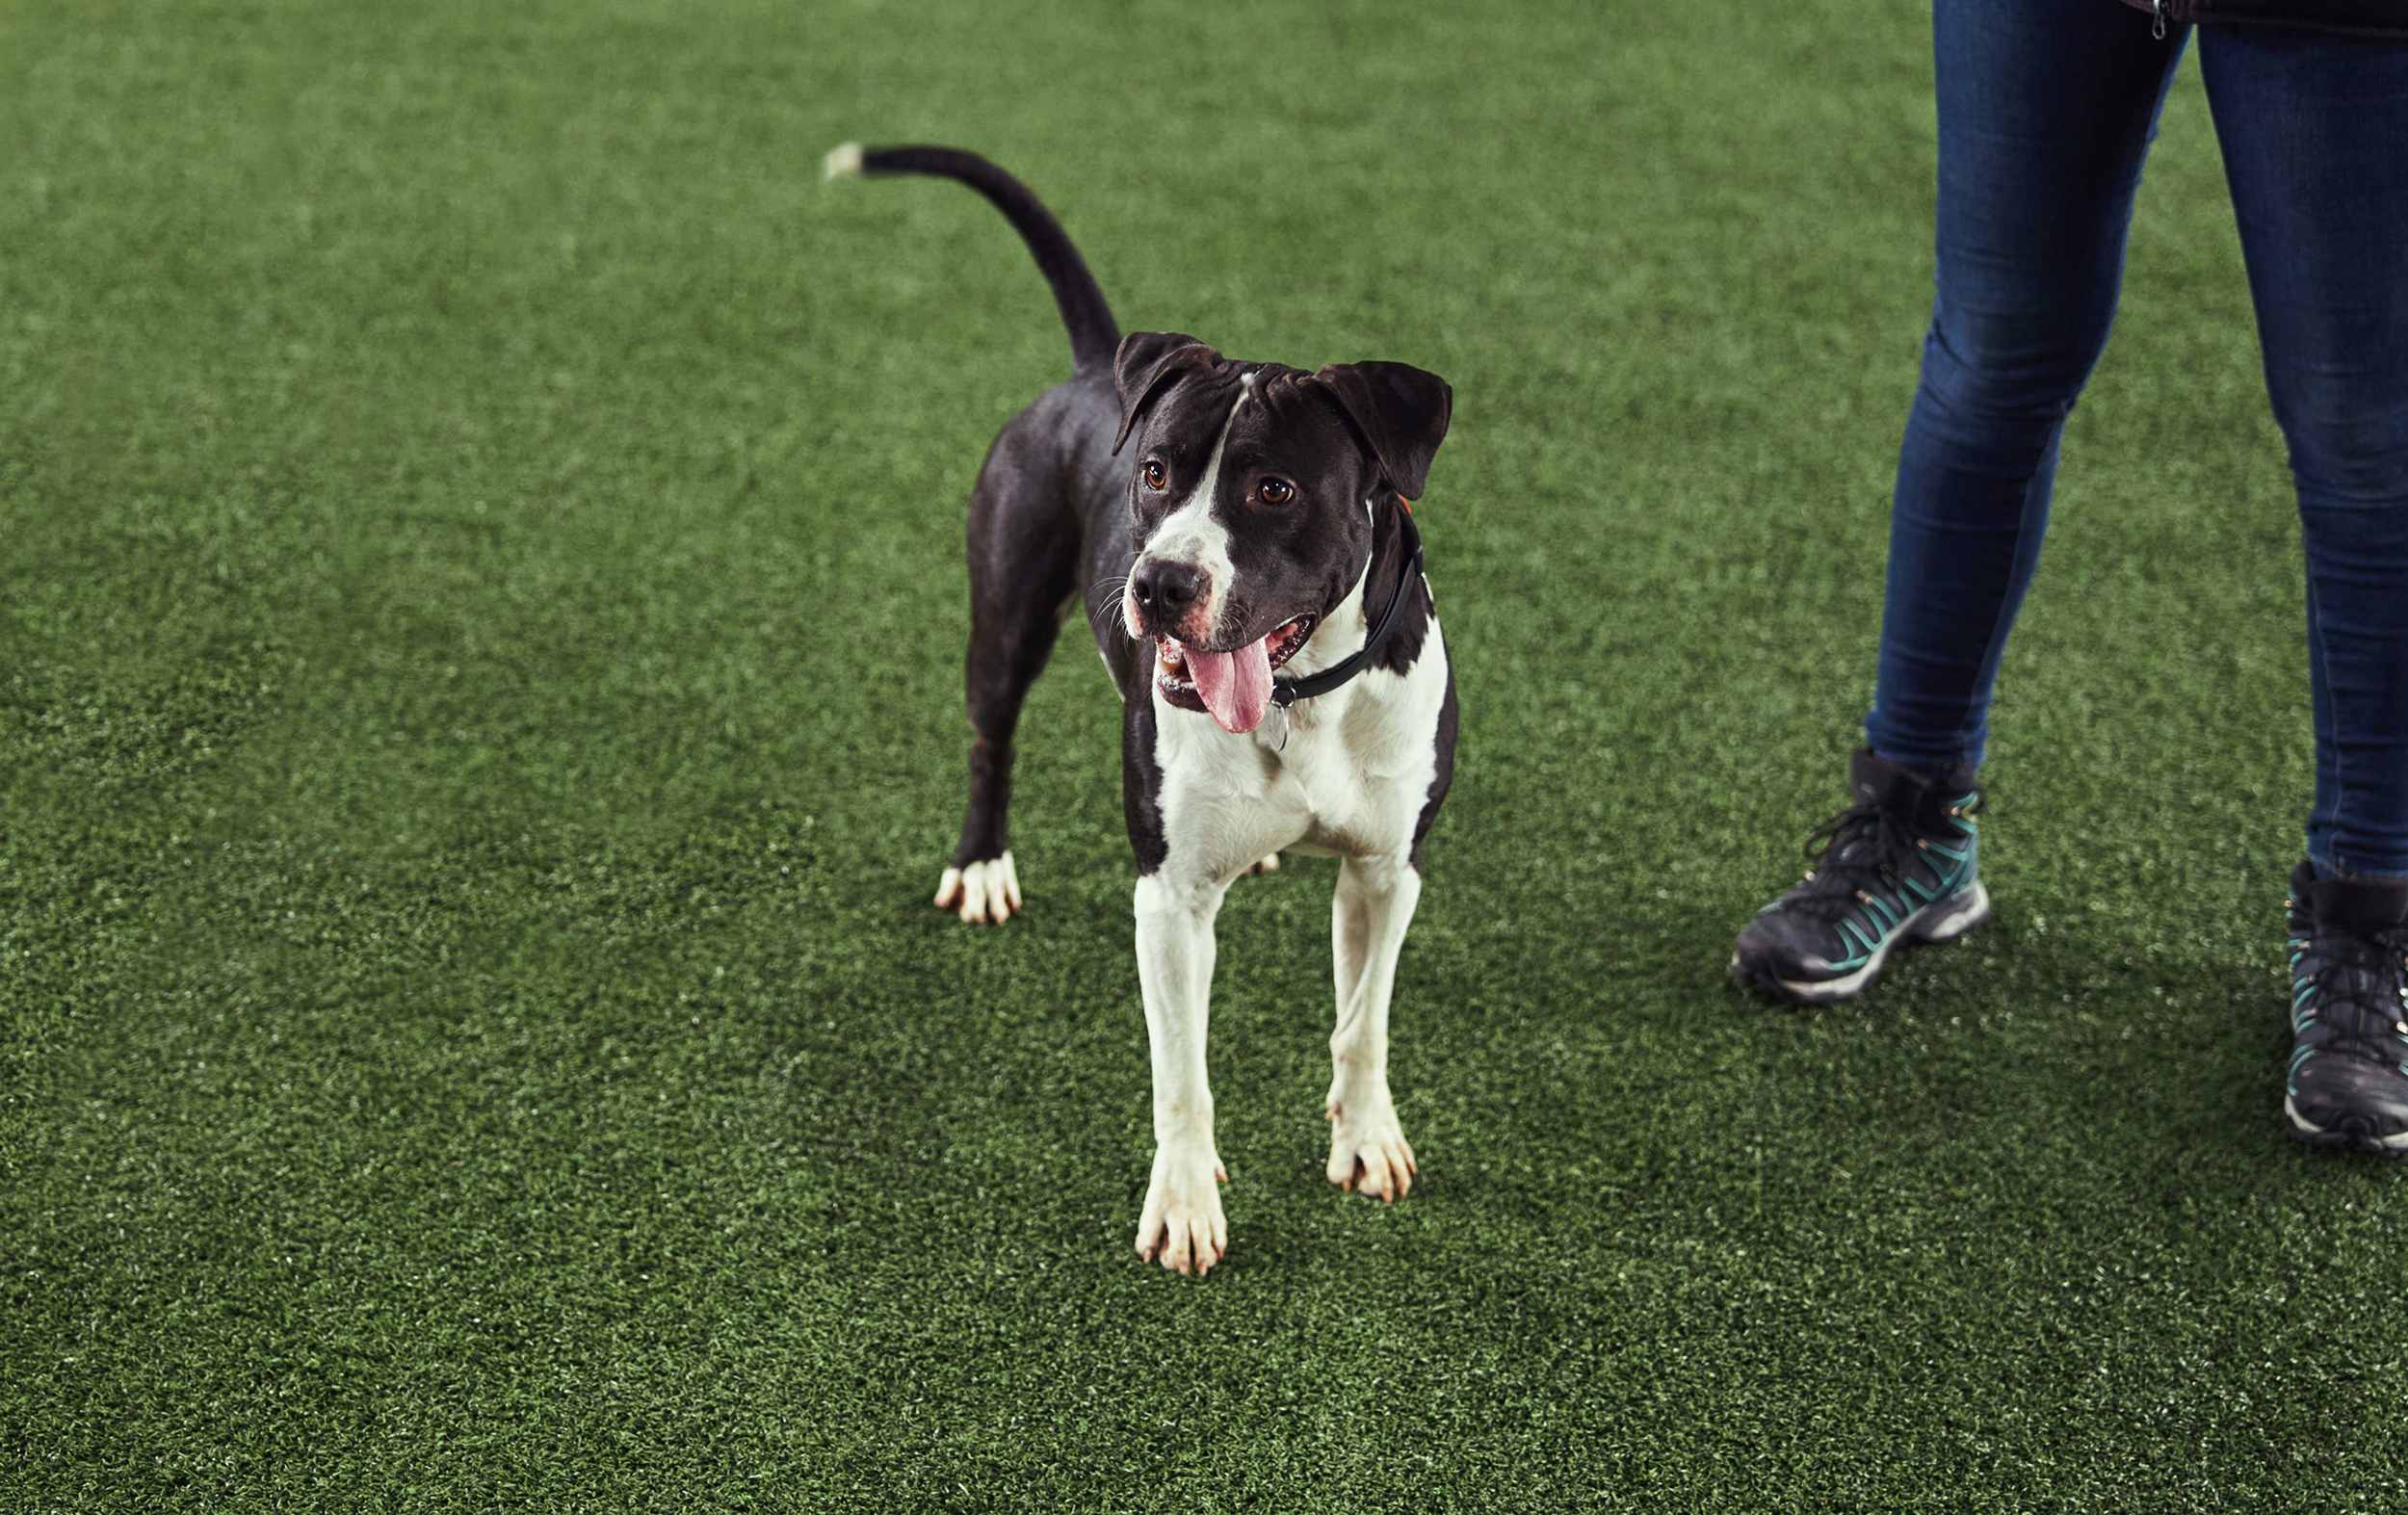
[1258,701,1290,752]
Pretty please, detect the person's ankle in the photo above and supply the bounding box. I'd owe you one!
[2309,857,2408,887]
[1863,744,1976,795]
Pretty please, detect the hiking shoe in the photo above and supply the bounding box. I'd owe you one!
[2282,861,2408,1156]
[1730,747,1989,1005]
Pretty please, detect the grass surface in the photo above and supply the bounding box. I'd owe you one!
[5,0,2403,1508]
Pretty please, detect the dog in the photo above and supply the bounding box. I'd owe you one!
[828,144,1457,1276]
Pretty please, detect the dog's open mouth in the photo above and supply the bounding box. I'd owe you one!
[1156,615,1316,734]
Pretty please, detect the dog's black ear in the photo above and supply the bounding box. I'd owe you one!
[1312,362,1453,501]
[1113,331,1220,456]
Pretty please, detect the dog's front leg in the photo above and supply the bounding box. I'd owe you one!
[1326,850,1422,1203]
[1132,871,1230,1275]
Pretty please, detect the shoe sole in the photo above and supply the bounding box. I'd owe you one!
[2282,1095,2408,1157]
[1729,878,1992,1006]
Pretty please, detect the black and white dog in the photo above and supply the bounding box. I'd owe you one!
[828,144,1457,1276]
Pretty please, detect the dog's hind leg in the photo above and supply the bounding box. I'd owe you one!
[1324,850,1422,1203]
[933,432,1079,925]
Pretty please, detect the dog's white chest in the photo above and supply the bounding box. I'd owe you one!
[1152,618,1449,879]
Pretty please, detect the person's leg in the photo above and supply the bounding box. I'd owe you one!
[2197,25,2408,1152]
[2198,26,2408,884]
[1863,0,2188,776]
[1732,0,2195,1004]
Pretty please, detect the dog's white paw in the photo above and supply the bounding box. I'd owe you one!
[1325,1090,1416,1204]
[933,852,1021,925]
[1242,853,1279,876]
[1135,1140,1228,1276]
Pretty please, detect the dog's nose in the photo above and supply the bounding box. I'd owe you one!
[1131,560,1204,620]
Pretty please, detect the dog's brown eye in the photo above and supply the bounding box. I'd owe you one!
[1258,477,1295,506]
[1141,459,1166,490]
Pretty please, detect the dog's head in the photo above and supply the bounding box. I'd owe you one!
[1112,331,1452,735]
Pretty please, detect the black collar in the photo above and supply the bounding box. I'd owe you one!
[1269,499,1426,710]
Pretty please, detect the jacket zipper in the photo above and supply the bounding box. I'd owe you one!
[2153,0,2169,39]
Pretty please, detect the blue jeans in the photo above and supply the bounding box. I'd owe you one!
[1863,0,2408,878]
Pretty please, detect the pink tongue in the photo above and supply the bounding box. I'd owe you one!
[1185,636,1274,734]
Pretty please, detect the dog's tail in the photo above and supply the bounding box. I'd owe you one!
[824,143,1120,376]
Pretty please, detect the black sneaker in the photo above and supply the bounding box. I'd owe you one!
[2282,861,2408,1156]
[1730,747,1989,1005]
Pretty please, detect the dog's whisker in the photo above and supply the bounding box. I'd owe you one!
[1088,576,1133,632]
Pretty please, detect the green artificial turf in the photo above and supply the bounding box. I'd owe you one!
[5,0,2404,1507]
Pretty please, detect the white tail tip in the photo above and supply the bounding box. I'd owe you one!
[823,142,863,182]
